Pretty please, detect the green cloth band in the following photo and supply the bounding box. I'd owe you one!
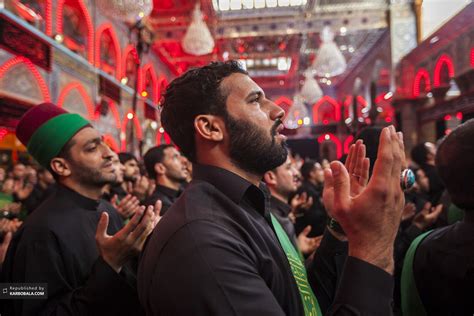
[27,113,90,168]
[270,213,322,316]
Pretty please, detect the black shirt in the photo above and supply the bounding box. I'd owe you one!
[1,185,143,316]
[23,183,56,214]
[295,181,328,237]
[144,185,180,216]
[269,195,299,250]
[413,213,474,315]
[138,164,394,315]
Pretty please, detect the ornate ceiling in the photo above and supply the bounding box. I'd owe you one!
[149,0,390,94]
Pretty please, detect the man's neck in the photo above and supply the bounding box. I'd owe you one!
[156,177,181,191]
[60,179,102,200]
[269,189,288,205]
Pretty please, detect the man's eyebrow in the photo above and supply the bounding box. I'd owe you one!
[245,90,263,100]
[83,137,102,147]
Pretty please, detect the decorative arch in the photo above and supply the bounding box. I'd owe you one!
[470,47,474,68]
[12,0,53,36]
[141,64,159,104]
[413,68,431,97]
[312,96,341,124]
[103,134,119,152]
[342,95,368,120]
[121,110,143,151]
[317,133,343,159]
[0,56,50,101]
[157,76,168,102]
[57,82,95,119]
[434,54,455,87]
[156,130,172,145]
[57,0,94,63]
[122,44,140,89]
[375,92,395,124]
[343,135,354,155]
[95,23,121,79]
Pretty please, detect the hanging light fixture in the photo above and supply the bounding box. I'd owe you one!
[182,3,215,56]
[312,26,347,77]
[284,94,310,129]
[300,70,323,104]
[96,0,153,24]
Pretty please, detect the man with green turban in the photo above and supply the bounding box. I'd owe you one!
[2,103,160,316]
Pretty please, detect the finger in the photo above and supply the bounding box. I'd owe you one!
[430,204,443,217]
[95,212,110,241]
[2,231,12,245]
[389,126,402,187]
[422,202,432,214]
[397,132,407,170]
[154,200,163,218]
[300,192,307,201]
[323,168,334,192]
[130,207,154,240]
[360,157,370,186]
[354,143,366,179]
[306,196,313,207]
[301,225,312,237]
[349,141,361,174]
[329,161,351,214]
[119,207,145,236]
[369,127,393,188]
[111,195,118,206]
[345,143,355,171]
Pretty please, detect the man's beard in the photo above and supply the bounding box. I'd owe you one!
[226,114,288,176]
[70,159,117,188]
[123,174,137,182]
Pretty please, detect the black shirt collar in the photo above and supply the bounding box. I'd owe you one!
[269,196,291,217]
[193,164,268,213]
[155,185,181,198]
[57,184,100,211]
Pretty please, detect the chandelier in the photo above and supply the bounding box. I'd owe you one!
[96,0,153,24]
[284,94,310,129]
[312,26,347,77]
[300,70,323,104]
[182,4,215,56]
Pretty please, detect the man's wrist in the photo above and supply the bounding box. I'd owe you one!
[349,247,394,275]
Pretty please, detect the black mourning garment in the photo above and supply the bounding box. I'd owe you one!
[269,195,299,250]
[413,212,474,315]
[138,164,394,316]
[1,185,143,316]
[144,185,181,216]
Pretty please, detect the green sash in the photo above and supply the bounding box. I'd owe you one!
[401,230,433,316]
[270,213,321,316]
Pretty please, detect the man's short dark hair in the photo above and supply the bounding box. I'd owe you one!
[143,144,175,179]
[300,160,317,181]
[118,152,137,165]
[411,143,429,166]
[435,119,474,210]
[160,61,248,162]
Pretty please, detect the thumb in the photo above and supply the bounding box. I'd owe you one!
[95,212,109,241]
[2,231,12,247]
[301,225,312,237]
[154,200,162,217]
[330,161,350,212]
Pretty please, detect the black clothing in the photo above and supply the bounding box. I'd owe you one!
[1,185,143,316]
[295,180,328,237]
[144,184,180,216]
[23,183,55,214]
[109,183,129,201]
[420,164,445,204]
[413,215,474,315]
[138,164,394,315]
[307,228,348,314]
[269,196,299,250]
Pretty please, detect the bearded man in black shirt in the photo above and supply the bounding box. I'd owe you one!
[139,61,406,315]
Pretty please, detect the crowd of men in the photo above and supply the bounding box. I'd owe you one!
[0,61,472,315]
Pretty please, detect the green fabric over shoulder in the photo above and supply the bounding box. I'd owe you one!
[27,113,89,168]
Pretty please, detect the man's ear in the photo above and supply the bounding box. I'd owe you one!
[50,157,71,178]
[263,171,277,186]
[194,115,225,142]
[154,162,166,176]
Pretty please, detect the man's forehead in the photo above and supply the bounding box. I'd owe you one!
[221,73,263,98]
[71,127,100,144]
